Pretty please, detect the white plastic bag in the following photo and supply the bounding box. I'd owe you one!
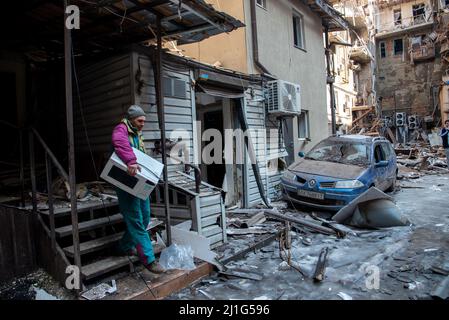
[159,243,196,271]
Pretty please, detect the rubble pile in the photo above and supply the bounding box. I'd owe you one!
[395,142,449,180]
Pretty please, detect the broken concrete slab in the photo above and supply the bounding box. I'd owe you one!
[332,187,410,228]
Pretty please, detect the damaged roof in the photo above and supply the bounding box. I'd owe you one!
[1,0,244,58]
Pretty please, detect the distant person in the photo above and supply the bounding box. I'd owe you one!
[439,119,449,168]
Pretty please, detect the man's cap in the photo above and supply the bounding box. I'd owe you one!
[127,105,146,119]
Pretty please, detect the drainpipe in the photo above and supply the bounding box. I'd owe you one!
[250,0,271,75]
[325,26,337,135]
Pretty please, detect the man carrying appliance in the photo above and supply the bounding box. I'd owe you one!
[111,105,164,273]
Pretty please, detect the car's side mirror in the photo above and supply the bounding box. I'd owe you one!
[375,160,389,168]
[298,151,305,158]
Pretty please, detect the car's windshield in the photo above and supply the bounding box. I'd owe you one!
[305,139,370,166]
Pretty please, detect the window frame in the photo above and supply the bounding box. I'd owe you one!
[412,3,426,24]
[393,9,402,26]
[256,0,267,9]
[379,41,386,58]
[292,10,306,51]
[393,38,404,56]
[297,110,310,140]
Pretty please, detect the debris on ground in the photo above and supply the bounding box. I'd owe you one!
[0,269,74,300]
[81,280,117,300]
[430,276,449,300]
[333,187,410,228]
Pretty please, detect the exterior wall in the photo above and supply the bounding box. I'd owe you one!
[376,29,442,117]
[74,54,133,154]
[178,0,248,72]
[131,52,195,174]
[245,0,328,157]
[74,52,195,175]
[244,86,269,206]
[375,0,443,120]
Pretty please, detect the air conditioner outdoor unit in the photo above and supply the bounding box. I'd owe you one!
[384,116,394,127]
[408,115,418,129]
[266,80,301,116]
[395,112,406,126]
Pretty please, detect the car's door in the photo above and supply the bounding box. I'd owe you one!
[372,142,389,190]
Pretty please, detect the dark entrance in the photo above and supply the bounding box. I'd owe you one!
[203,110,226,188]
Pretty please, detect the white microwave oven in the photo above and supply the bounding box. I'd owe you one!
[100,147,164,200]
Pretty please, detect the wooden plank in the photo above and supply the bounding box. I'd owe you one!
[352,107,374,125]
[64,233,124,257]
[82,256,139,280]
[39,199,119,216]
[200,203,223,217]
[201,225,222,238]
[201,213,220,228]
[130,262,214,300]
[55,213,123,237]
[351,105,371,111]
[199,194,221,207]
[81,245,164,280]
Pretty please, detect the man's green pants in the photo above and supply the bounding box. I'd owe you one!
[115,188,155,266]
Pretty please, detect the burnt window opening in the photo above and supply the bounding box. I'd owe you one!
[393,38,403,56]
[163,77,187,99]
[380,41,386,58]
[393,9,402,26]
[412,3,425,24]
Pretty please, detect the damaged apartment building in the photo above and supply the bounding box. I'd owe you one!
[374,0,444,143]
[328,0,378,135]
[330,0,449,142]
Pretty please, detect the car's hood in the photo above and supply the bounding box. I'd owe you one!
[289,159,367,180]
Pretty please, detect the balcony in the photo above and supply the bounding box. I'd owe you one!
[376,14,434,39]
[410,43,435,62]
[349,45,372,63]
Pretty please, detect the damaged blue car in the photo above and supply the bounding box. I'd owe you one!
[281,135,397,211]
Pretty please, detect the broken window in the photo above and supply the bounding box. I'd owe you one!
[306,140,370,166]
[256,0,266,9]
[374,144,386,163]
[293,11,305,50]
[379,41,386,58]
[393,38,403,56]
[297,110,310,139]
[445,0,449,8]
[381,143,392,159]
[393,9,402,26]
[412,3,426,24]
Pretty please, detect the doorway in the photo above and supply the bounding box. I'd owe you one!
[195,93,244,207]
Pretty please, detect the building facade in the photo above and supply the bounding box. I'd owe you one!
[179,0,348,165]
